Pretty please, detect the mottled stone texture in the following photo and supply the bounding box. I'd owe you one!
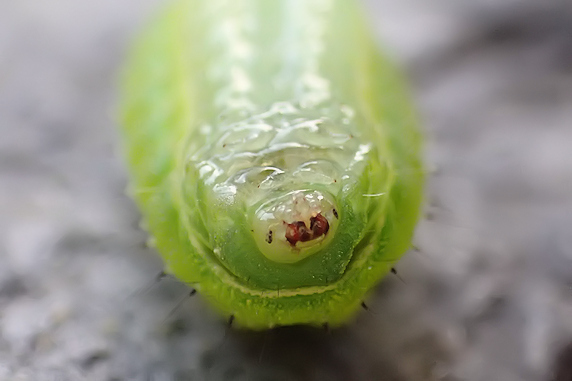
[1,0,572,380]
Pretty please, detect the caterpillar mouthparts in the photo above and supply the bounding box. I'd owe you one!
[285,213,329,246]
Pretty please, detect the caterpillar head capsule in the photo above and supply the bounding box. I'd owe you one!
[252,190,339,264]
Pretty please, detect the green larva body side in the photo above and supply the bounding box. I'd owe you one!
[121,0,423,329]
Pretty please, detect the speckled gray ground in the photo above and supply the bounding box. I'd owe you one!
[1,1,572,380]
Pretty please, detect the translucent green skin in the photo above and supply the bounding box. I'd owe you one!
[121,0,423,329]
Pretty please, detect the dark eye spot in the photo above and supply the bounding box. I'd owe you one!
[332,208,338,219]
[266,230,273,244]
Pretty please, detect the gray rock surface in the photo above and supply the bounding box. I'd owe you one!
[1,0,572,380]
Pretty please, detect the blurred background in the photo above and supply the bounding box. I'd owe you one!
[1,0,572,380]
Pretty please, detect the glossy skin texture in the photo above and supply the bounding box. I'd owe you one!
[121,0,424,329]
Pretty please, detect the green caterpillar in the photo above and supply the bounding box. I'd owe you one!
[121,0,424,329]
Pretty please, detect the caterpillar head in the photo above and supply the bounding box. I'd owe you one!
[252,190,339,264]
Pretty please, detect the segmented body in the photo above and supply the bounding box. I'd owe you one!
[121,0,423,329]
